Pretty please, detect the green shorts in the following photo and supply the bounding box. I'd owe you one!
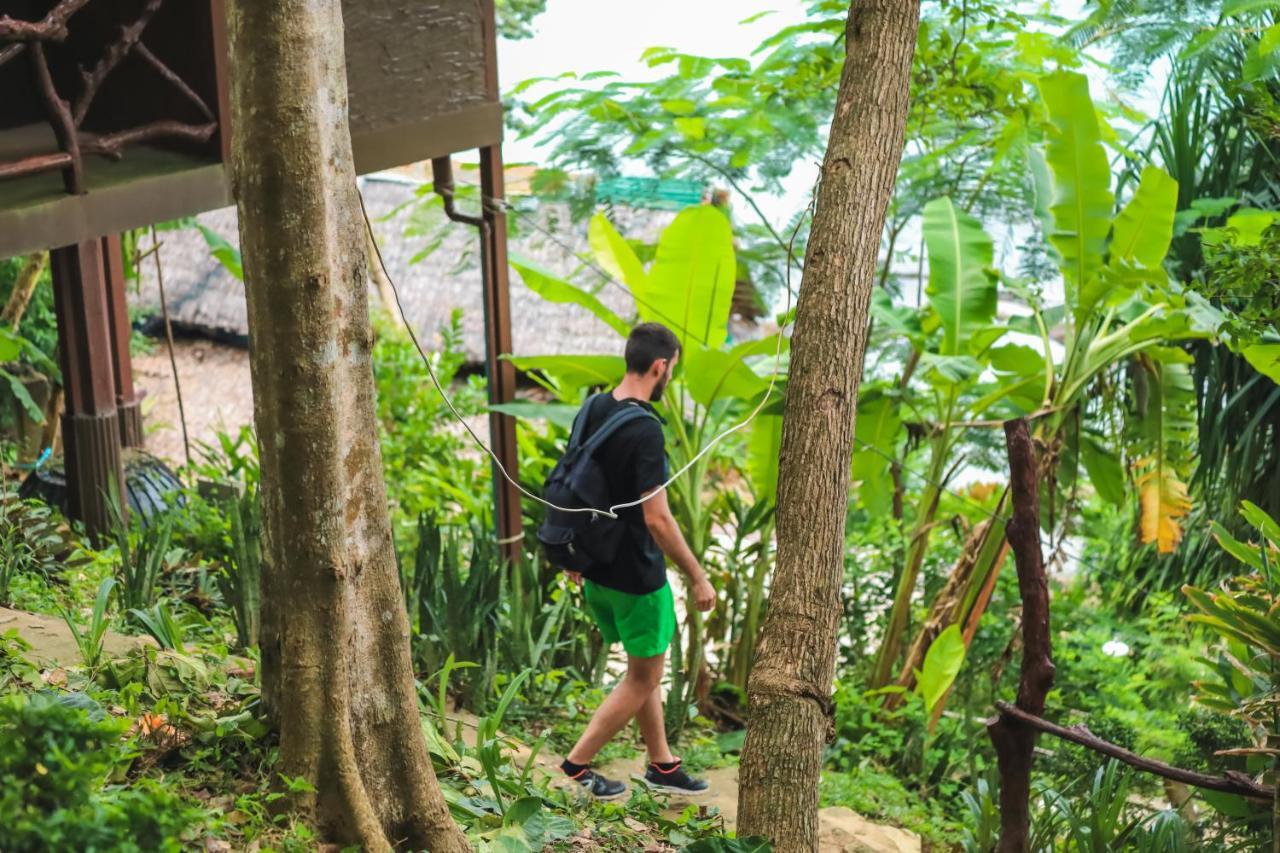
[583,580,676,659]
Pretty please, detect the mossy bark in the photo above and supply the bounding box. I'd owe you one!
[735,2,920,850]
[224,2,468,850]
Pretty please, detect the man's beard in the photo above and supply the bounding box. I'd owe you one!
[650,375,669,402]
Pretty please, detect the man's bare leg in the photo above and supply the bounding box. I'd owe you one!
[567,653,664,765]
[635,685,675,764]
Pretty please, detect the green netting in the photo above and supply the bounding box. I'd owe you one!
[594,176,705,210]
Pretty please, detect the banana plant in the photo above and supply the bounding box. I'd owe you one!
[870,70,1226,692]
[504,203,787,738]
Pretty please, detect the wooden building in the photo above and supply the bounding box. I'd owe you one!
[0,0,521,556]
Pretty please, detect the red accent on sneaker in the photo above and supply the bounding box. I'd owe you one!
[568,768,590,780]
[650,760,682,774]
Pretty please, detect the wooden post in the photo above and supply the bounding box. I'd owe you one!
[101,235,144,448]
[478,0,521,563]
[988,418,1055,852]
[50,239,126,537]
[479,145,522,564]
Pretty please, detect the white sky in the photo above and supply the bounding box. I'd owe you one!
[491,0,1148,233]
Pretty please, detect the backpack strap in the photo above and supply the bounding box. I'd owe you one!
[566,393,606,450]
[579,403,659,455]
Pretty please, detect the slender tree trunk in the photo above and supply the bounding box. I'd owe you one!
[736,3,920,850]
[988,419,1055,853]
[2,252,47,331]
[225,3,468,850]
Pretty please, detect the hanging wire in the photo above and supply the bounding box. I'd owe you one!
[363,178,1139,586]
[149,225,193,472]
[357,184,803,521]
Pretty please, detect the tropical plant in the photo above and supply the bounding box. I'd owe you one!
[0,484,70,604]
[107,492,177,612]
[401,513,503,707]
[868,69,1226,690]
[214,490,262,650]
[128,600,188,652]
[1183,500,1280,837]
[1092,0,1280,592]
[1035,761,1190,852]
[60,577,117,671]
[374,310,491,534]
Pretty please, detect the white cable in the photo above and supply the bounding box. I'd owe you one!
[358,187,802,522]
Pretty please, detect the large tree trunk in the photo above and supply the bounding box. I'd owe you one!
[736,3,920,850]
[225,3,468,850]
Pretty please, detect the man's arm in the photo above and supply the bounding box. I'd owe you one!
[642,487,715,611]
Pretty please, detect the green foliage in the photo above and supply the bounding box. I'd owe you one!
[401,514,599,712]
[1200,216,1280,345]
[494,0,547,40]
[402,514,502,707]
[61,577,118,671]
[0,484,69,604]
[0,692,203,851]
[0,629,41,691]
[1182,503,1280,838]
[1034,761,1191,852]
[127,600,187,652]
[0,254,58,369]
[215,491,262,650]
[921,197,997,357]
[107,496,177,612]
[373,311,490,533]
[914,624,967,714]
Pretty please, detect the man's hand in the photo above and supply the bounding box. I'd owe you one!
[690,576,716,612]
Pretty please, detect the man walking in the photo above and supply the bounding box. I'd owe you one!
[556,323,716,799]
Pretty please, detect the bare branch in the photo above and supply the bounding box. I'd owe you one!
[995,701,1275,802]
[0,0,91,42]
[73,0,165,126]
[81,120,217,158]
[0,42,26,67]
[28,42,83,193]
[134,43,215,121]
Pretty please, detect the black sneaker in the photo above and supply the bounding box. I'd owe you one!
[641,760,709,796]
[569,767,627,800]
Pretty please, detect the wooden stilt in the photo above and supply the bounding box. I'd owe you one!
[49,239,126,537]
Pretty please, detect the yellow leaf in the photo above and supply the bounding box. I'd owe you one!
[1137,462,1192,553]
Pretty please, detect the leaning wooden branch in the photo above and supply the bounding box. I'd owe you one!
[988,417,1055,853]
[994,701,1275,802]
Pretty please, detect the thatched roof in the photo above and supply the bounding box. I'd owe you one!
[133,175,760,363]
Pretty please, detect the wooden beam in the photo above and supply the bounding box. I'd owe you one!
[101,235,144,448]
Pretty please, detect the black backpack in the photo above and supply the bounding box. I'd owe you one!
[537,394,660,573]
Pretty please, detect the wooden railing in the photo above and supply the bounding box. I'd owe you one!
[0,0,217,194]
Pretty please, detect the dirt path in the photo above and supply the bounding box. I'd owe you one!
[0,607,152,667]
[449,710,921,852]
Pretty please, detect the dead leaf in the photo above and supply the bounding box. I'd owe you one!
[41,668,67,688]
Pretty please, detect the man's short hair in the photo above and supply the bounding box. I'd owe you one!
[625,323,680,374]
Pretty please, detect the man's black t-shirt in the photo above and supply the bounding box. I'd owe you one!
[578,393,668,595]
